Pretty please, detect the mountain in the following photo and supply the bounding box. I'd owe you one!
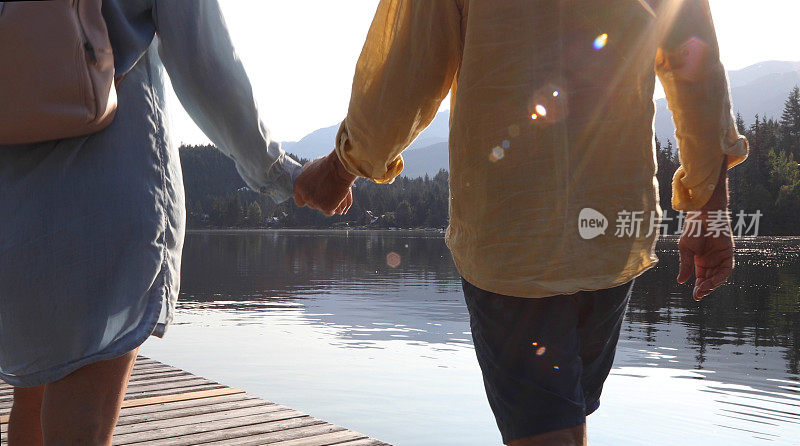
[280,123,340,160]
[401,142,449,178]
[284,60,800,179]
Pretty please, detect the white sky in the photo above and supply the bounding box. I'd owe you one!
[167,0,800,145]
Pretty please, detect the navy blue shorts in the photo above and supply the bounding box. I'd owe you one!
[463,279,634,443]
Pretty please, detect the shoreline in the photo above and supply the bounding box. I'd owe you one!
[187,227,447,235]
[184,229,800,241]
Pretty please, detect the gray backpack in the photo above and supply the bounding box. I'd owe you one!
[0,0,117,145]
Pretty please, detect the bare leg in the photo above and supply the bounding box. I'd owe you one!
[507,424,587,446]
[40,347,139,446]
[8,385,45,446]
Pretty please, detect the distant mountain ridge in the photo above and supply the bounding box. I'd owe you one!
[283,60,800,178]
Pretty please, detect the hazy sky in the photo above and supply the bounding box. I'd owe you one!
[167,0,800,145]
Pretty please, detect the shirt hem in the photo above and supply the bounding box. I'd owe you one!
[0,270,165,388]
[454,255,658,299]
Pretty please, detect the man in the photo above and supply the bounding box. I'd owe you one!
[295,0,747,444]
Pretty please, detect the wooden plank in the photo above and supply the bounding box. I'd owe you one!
[122,377,216,394]
[125,416,326,446]
[113,404,291,436]
[201,423,346,446]
[335,439,391,446]
[116,398,269,426]
[131,362,171,371]
[129,383,227,398]
[120,387,243,408]
[128,374,212,389]
[270,429,368,446]
[131,364,180,376]
[112,409,306,445]
[128,368,184,380]
[126,385,229,400]
[122,382,224,397]
[118,393,256,418]
[129,365,183,376]
[128,370,190,382]
[132,359,174,367]
[132,357,168,366]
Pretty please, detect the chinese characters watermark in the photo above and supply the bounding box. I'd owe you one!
[579,208,762,240]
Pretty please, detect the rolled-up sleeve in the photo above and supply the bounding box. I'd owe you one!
[336,0,462,183]
[655,0,748,211]
[153,0,301,203]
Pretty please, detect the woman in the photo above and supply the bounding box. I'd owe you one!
[0,1,302,443]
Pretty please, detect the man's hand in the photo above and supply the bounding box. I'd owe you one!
[676,162,733,301]
[293,150,357,216]
[676,213,734,301]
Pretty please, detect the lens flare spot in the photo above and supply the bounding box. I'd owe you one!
[386,252,401,268]
[553,366,560,371]
[501,140,510,149]
[535,104,547,117]
[593,33,608,50]
[552,90,560,97]
[536,346,546,356]
[531,113,539,120]
[531,342,538,347]
[489,146,505,162]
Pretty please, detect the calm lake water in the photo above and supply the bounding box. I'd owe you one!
[142,230,800,445]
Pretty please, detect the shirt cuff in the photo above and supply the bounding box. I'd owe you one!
[334,121,404,184]
[239,151,303,204]
[672,119,748,211]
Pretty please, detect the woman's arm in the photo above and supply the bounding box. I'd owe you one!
[153,0,301,204]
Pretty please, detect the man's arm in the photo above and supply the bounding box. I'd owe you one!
[655,0,747,211]
[655,0,747,299]
[294,0,462,214]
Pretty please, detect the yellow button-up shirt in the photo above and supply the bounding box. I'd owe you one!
[336,0,748,298]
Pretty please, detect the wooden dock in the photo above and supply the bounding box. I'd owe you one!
[0,356,389,445]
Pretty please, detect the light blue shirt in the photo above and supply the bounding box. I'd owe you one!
[0,0,300,386]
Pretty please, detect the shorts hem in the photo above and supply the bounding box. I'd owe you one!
[500,412,586,444]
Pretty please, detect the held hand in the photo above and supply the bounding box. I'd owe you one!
[293,150,356,216]
[334,187,353,215]
[676,212,734,301]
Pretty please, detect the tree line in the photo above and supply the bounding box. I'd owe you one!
[181,145,450,230]
[183,86,800,234]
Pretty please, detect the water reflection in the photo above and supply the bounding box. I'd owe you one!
[181,230,466,347]
[153,231,800,444]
